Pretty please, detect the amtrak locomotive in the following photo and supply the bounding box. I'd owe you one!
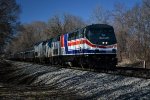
[12,24,117,69]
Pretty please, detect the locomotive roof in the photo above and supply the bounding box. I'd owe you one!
[67,24,113,34]
[34,37,54,46]
[42,40,47,45]
[34,41,43,46]
[86,24,113,29]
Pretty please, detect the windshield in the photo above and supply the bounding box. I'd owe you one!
[86,28,117,45]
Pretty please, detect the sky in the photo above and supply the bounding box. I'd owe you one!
[16,0,142,24]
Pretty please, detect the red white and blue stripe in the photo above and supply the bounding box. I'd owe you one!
[60,34,117,55]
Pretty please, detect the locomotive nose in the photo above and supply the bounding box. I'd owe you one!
[102,42,108,45]
[95,49,100,53]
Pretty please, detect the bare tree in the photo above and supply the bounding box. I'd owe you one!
[9,14,85,54]
[47,14,85,37]
[29,21,48,42]
[8,21,48,54]
[63,13,85,33]
[0,0,20,54]
[143,0,150,8]
[112,1,150,66]
[112,3,129,61]
[47,15,63,37]
[90,5,110,24]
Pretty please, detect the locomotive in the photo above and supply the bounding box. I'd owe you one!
[12,24,117,69]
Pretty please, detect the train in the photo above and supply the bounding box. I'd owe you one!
[11,24,118,69]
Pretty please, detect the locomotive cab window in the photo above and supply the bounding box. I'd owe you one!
[86,27,117,45]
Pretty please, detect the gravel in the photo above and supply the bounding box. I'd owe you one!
[1,60,150,99]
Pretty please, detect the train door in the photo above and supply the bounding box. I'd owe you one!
[52,36,61,56]
[51,39,56,56]
[45,39,52,58]
[42,41,47,58]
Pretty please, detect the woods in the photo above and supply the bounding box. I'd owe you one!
[113,0,150,65]
[7,14,85,54]
[1,0,150,66]
[0,0,20,54]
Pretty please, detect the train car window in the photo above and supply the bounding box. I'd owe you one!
[76,29,83,39]
[84,28,86,34]
[56,35,60,41]
[35,52,38,56]
[68,32,76,41]
[52,37,57,42]
[74,31,78,39]
[48,41,52,47]
[52,36,60,42]
[68,33,71,41]
[79,29,84,38]
[48,39,52,47]
[73,32,76,39]
[73,32,76,40]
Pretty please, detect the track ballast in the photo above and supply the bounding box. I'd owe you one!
[46,64,150,79]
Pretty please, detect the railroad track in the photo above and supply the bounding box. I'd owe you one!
[8,60,150,79]
[49,64,150,79]
[96,67,150,79]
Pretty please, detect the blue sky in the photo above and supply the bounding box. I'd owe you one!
[16,0,142,24]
